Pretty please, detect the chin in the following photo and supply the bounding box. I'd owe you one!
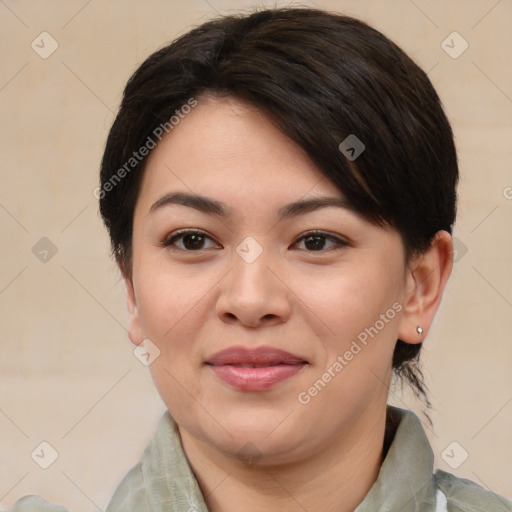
[215,431,304,467]
[203,409,309,461]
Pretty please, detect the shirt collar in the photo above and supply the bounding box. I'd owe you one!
[354,405,438,512]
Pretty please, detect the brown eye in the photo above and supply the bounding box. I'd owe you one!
[294,231,348,252]
[162,230,220,251]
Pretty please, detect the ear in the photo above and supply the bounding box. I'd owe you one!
[124,276,144,347]
[397,230,453,343]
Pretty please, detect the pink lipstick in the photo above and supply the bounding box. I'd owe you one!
[206,346,307,391]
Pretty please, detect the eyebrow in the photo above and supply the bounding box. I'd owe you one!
[148,191,354,221]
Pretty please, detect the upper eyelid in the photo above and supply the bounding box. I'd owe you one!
[164,228,216,241]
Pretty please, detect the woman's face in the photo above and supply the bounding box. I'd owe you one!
[126,95,418,464]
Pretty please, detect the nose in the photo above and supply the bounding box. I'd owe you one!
[215,245,292,328]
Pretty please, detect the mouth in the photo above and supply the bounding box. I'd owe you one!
[205,346,308,391]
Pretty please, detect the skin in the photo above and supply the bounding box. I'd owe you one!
[124,95,453,512]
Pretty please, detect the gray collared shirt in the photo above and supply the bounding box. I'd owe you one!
[5,406,511,511]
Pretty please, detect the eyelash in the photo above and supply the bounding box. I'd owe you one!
[161,229,349,253]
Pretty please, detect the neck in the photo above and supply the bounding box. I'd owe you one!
[179,401,390,512]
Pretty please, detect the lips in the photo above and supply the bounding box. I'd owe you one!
[206,346,307,391]
[206,346,307,366]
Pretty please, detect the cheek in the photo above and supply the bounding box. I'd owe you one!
[296,261,402,345]
[135,260,212,340]
[135,268,211,417]
[297,268,402,415]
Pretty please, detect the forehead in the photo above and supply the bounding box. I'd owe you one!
[137,95,345,213]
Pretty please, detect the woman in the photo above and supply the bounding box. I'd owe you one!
[9,7,511,512]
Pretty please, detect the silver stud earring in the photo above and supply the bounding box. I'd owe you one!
[416,326,423,336]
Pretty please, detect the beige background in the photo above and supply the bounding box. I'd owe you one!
[1,0,511,510]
